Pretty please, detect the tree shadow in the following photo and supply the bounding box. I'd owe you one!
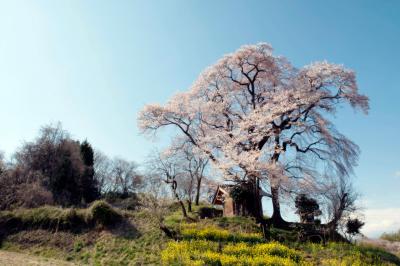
[108,219,141,240]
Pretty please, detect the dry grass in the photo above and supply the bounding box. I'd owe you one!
[361,237,400,257]
[0,250,74,266]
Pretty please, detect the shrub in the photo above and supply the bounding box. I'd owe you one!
[89,200,122,226]
[295,194,321,223]
[346,218,365,236]
[104,192,140,210]
[14,182,54,209]
[198,207,223,219]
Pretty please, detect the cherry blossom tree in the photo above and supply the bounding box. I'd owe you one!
[138,43,368,226]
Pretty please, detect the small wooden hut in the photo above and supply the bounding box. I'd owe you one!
[212,186,235,216]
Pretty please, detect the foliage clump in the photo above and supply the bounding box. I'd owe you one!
[89,200,122,226]
[198,207,223,219]
[295,194,321,223]
[230,184,253,203]
[345,218,364,236]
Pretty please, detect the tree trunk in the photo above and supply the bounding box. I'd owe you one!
[178,199,188,218]
[253,178,263,222]
[187,200,192,212]
[159,222,177,239]
[270,185,286,227]
[170,180,188,218]
[195,178,201,206]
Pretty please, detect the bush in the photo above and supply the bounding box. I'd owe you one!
[346,218,365,236]
[14,182,54,209]
[295,194,321,223]
[89,200,122,226]
[198,207,223,219]
[105,193,140,211]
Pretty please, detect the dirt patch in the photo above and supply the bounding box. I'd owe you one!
[0,250,74,266]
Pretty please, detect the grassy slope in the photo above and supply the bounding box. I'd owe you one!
[1,203,399,265]
[1,210,166,265]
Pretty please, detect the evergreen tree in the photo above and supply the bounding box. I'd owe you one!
[80,140,99,203]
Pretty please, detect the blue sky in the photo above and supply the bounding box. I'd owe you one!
[0,0,399,237]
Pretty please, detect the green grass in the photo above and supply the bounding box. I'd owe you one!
[161,221,400,265]
[1,210,166,265]
[292,242,400,265]
[162,204,400,265]
[1,202,399,265]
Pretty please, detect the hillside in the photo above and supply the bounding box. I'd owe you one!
[1,202,400,265]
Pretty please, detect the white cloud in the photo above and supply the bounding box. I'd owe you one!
[362,208,400,238]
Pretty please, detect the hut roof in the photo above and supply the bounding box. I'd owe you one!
[211,185,230,205]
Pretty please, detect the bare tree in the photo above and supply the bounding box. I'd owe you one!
[94,151,142,196]
[177,172,195,212]
[0,151,5,175]
[169,140,210,208]
[146,150,188,218]
[94,150,113,194]
[323,176,359,235]
[181,144,209,206]
[0,163,54,210]
[111,158,142,195]
[139,174,176,238]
